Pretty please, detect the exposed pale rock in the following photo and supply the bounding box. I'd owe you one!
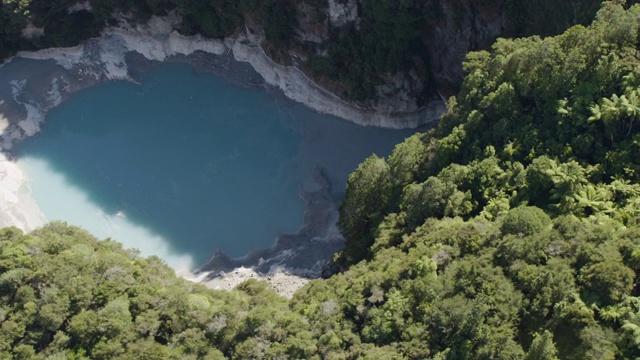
[328,0,358,27]
[21,23,44,39]
[18,46,85,70]
[229,33,444,128]
[46,78,63,107]
[183,267,311,299]
[68,1,92,13]
[9,80,44,137]
[0,116,9,135]
[295,2,329,44]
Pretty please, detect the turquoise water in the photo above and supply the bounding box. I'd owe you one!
[16,62,414,269]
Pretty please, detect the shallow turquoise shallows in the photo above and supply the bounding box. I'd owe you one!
[16,62,414,270]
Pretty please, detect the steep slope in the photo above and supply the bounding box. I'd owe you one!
[1,0,605,123]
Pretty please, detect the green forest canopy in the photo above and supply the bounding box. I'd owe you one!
[2,1,640,359]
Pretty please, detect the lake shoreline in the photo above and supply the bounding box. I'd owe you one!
[0,13,432,296]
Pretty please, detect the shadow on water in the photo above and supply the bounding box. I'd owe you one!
[15,62,420,269]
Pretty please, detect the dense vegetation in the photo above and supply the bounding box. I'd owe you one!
[2,1,640,359]
[332,2,640,357]
[0,223,307,359]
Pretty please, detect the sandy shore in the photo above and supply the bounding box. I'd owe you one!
[179,266,311,299]
[0,13,440,296]
[0,153,46,231]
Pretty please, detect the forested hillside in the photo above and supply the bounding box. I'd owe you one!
[2,1,640,359]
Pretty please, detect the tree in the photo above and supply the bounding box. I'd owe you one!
[401,176,473,230]
[387,132,434,193]
[579,260,635,306]
[500,206,551,237]
[525,330,559,360]
[337,155,392,266]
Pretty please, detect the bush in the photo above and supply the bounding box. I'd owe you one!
[501,206,551,236]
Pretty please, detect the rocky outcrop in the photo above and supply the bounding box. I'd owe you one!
[230,31,445,129]
[328,0,358,27]
[285,0,600,106]
[426,1,506,96]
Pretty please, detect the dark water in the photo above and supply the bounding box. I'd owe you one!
[16,62,414,269]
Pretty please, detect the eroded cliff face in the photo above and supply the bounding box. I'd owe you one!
[426,0,507,97]
[3,0,603,125]
[258,0,602,110]
[425,0,603,96]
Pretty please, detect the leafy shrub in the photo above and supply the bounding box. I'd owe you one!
[501,206,552,236]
